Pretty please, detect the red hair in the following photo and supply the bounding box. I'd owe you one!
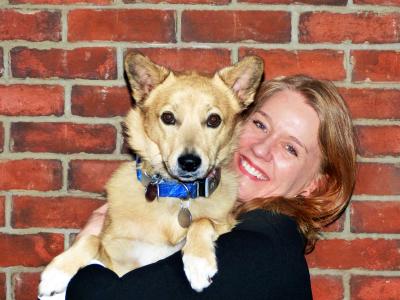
[236,75,357,253]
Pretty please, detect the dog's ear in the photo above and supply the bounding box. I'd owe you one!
[125,52,170,103]
[218,56,264,108]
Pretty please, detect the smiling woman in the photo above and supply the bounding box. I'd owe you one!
[236,75,357,252]
[65,75,357,299]
[234,89,322,201]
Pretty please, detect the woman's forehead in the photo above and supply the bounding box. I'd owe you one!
[258,90,320,149]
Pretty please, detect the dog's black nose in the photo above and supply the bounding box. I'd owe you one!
[178,154,202,172]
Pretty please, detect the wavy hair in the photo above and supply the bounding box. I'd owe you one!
[235,75,357,253]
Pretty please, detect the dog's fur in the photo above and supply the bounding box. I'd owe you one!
[39,53,263,297]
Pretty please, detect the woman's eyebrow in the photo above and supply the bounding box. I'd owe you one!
[256,110,271,121]
[289,135,309,153]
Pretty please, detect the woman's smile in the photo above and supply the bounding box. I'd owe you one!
[238,155,269,181]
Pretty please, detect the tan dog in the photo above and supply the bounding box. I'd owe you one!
[39,52,263,297]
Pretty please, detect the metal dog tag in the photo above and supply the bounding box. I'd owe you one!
[145,183,157,202]
[178,208,192,228]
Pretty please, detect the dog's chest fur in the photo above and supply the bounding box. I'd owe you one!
[102,161,237,270]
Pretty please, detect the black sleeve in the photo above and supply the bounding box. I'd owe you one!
[66,210,312,300]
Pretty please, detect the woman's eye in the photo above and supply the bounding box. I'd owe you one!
[286,144,298,157]
[207,113,222,128]
[252,120,267,132]
[160,111,176,125]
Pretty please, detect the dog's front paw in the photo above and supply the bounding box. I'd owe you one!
[38,268,72,299]
[38,291,66,300]
[182,254,217,292]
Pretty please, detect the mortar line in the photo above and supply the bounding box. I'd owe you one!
[5,193,12,230]
[1,77,400,90]
[343,272,351,300]
[3,40,400,50]
[309,268,400,276]
[6,270,11,300]
[117,47,124,80]
[176,9,182,44]
[61,9,68,43]
[4,3,400,12]
[64,83,72,117]
[2,120,11,154]
[3,44,10,80]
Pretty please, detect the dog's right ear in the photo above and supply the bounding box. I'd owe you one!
[125,52,170,103]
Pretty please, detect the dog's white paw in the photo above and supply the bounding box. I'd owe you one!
[38,268,72,299]
[182,254,217,292]
[38,291,66,300]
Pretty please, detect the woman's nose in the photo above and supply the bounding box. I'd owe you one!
[251,137,273,161]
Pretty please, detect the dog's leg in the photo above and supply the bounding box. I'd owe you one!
[38,235,100,298]
[182,218,218,292]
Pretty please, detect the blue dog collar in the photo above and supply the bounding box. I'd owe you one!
[136,157,220,200]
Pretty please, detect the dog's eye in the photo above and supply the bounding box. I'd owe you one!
[161,111,176,125]
[207,114,222,128]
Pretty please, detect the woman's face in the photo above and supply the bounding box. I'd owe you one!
[233,89,322,203]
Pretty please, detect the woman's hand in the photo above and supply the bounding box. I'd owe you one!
[76,204,108,240]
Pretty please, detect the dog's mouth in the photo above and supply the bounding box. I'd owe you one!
[176,171,204,182]
[164,152,211,182]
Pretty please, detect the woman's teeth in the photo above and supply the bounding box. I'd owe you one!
[241,159,267,180]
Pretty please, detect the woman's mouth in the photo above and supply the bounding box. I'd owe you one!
[239,155,268,181]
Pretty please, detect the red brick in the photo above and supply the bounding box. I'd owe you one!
[351,201,400,234]
[128,48,232,75]
[13,272,40,300]
[0,196,4,226]
[125,0,228,3]
[307,238,400,270]
[11,47,117,80]
[11,122,116,154]
[182,11,291,43]
[12,196,104,229]
[0,85,64,116]
[240,48,345,81]
[354,0,400,6]
[0,159,62,191]
[0,233,64,267]
[355,163,400,195]
[0,123,3,152]
[69,160,124,193]
[72,86,131,117]
[311,275,343,300]
[356,126,400,157]
[340,88,400,119]
[68,9,176,42]
[352,51,400,82]
[351,276,400,300]
[322,212,345,232]
[300,12,400,44]
[12,0,110,4]
[0,10,61,42]
[240,0,346,3]
[0,273,5,300]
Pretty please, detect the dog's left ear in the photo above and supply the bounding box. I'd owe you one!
[217,56,264,108]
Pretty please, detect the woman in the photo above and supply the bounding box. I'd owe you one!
[66,75,357,299]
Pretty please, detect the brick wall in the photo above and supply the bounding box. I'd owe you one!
[0,0,399,298]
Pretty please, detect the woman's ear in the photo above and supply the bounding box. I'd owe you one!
[299,174,327,197]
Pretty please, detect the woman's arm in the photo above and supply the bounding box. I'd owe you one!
[75,204,107,240]
[66,210,312,300]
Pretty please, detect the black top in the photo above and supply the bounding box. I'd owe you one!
[66,209,312,300]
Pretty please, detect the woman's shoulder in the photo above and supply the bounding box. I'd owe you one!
[234,209,306,252]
